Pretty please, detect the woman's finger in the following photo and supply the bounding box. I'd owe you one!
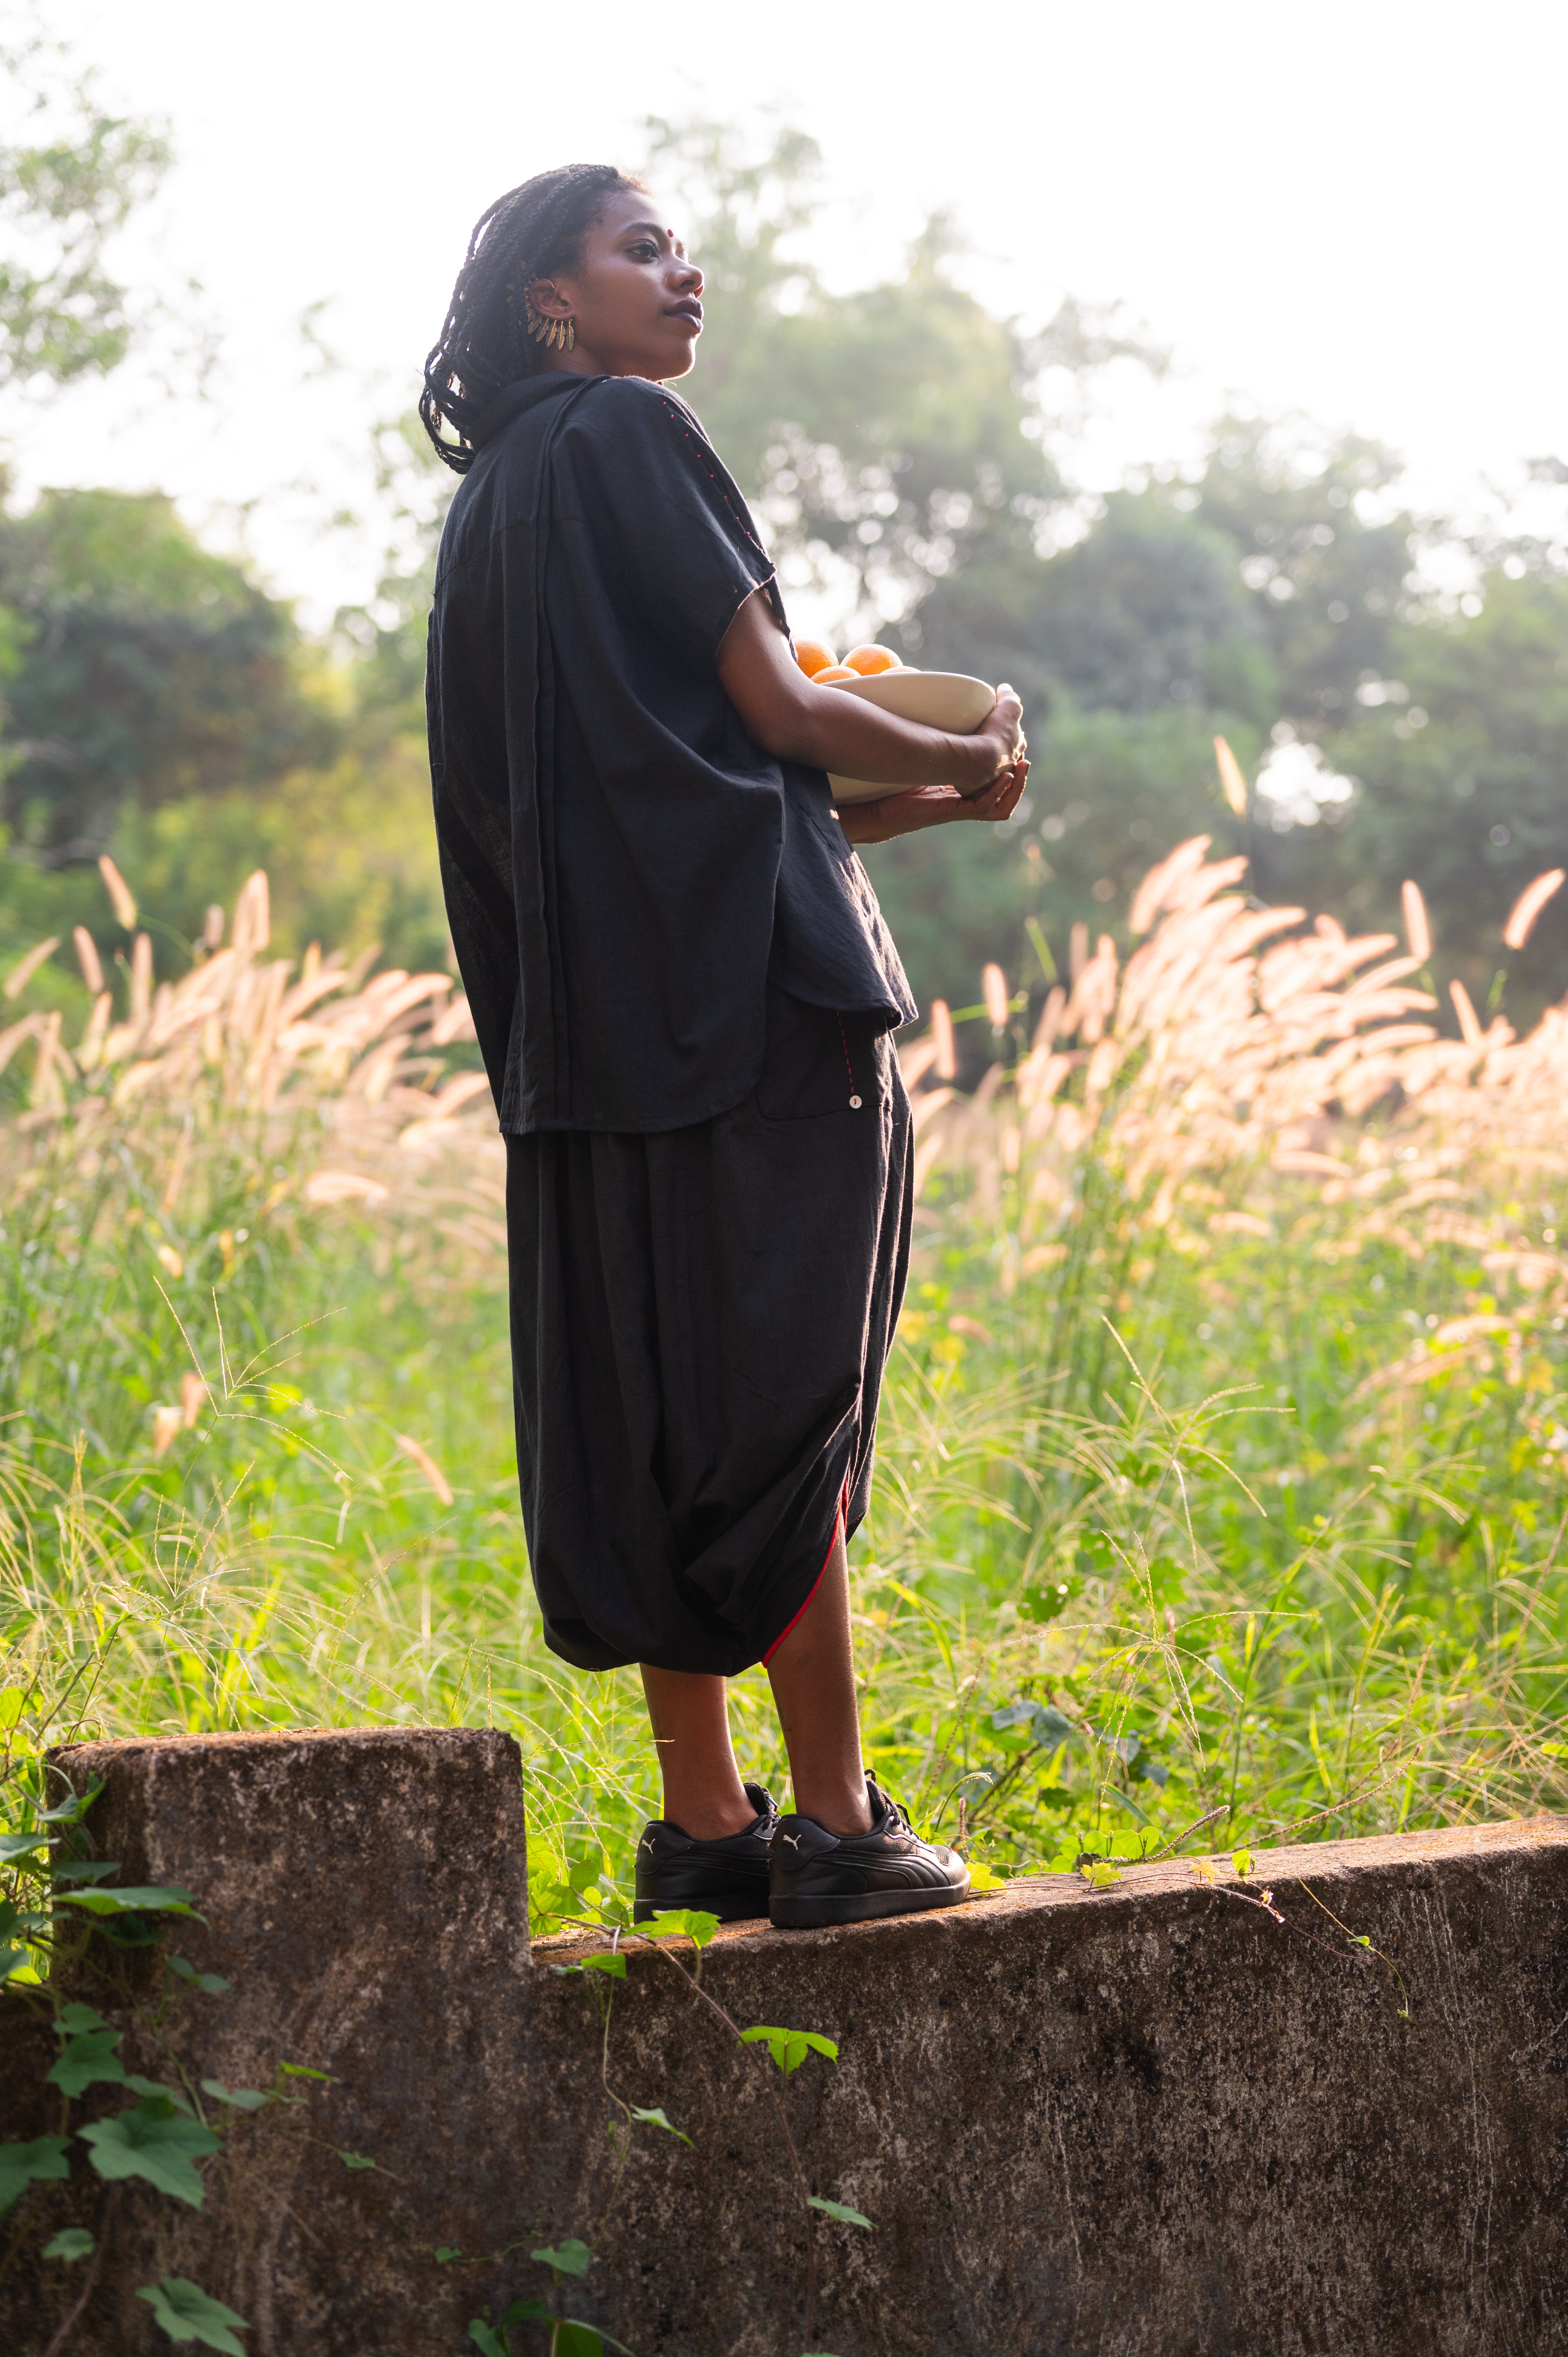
[967,756,1028,822]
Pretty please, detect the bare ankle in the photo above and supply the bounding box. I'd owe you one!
[665,1792,757,1842]
[791,1782,873,1839]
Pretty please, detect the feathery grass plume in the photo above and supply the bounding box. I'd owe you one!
[931,998,957,1080]
[97,855,137,929]
[72,928,104,995]
[1400,880,1432,965]
[1503,868,1565,951]
[4,938,58,1000]
[1449,978,1484,1047]
[1213,736,1248,819]
[395,1433,456,1507]
[982,964,1010,1029]
[3,852,1567,1930]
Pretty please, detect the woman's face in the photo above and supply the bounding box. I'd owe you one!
[528,189,703,381]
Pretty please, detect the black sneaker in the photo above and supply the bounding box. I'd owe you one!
[632,1782,779,1923]
[768,1777,971,1929]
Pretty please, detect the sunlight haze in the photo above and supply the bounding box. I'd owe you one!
[9,0,1565,618]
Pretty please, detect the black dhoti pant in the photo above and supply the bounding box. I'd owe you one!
[504,989,913,1675]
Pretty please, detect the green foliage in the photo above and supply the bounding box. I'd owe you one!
[628,2105,691,2147]
[134,2275,249,2353]
[554,1950,626,1981]
[807,2197,873,2229]
[740,2026,839,2076]
[54,1881,198,1917]
[47,2023,127,2095]
[0,34,171,389]
[637,1907,720,1950]
[171,1958,231,1995]
[645,115,1149,619]
[0,2134,69,2219]
[0,487,332,872]
[79,2096,222,2206]
[200,2080,271,2111]
[916,489,1272,722]
[553,2327,607,2357]
[1312,569,1568,991]
[42,2224,94,2260]
[531,2238,593,2279]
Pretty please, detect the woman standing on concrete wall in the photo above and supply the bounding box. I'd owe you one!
[420,164,1027,1930]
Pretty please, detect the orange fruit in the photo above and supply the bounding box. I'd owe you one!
[813,664,858,683]
[793,637,840,678]
[843,643,902,676]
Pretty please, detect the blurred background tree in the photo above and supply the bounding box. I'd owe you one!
[0,24,170,392]
[2,94,1564,1025]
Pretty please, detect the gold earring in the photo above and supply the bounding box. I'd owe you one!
[526,297,575,353]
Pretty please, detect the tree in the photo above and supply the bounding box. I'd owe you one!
[645,118,1156,634]
[0,29,171,390]
[0,487,332,865]
[1313,569,1568,997]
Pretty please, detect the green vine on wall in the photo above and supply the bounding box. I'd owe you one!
[473,1904,874,2357]
[3,1662,871,2357]
[0,1667,339,2355]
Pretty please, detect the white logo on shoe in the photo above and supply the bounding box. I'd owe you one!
[781,1834,803,1850]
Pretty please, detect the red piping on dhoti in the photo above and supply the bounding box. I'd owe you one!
[762,1477,849,1666]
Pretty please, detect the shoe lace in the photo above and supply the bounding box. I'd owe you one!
[872,1781,915,1838]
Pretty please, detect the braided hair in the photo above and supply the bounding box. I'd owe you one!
[420,163,647,474]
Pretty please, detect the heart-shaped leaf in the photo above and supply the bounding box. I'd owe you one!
[0,2135,71,2221]
[48,2028,126,2097]
[81,2101,221,2207]
[43,2226,95,2262]
[134,2275,249,2353]
[740,2025,839,2075]
[531,2238,592,2278]
[638,1908,720,1950]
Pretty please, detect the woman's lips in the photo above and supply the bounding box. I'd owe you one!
[667,300,703,325]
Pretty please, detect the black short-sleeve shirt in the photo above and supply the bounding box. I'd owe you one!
[426,373,915,1134]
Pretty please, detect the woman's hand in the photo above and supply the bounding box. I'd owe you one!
[965,682,1026,786]
[838,756,1030,846]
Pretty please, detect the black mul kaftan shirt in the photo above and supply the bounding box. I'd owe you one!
[426,371,915,1134]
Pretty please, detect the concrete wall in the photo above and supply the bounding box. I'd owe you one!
[2,1728,1566,2355]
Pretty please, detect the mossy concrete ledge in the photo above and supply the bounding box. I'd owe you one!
[2,1730,1566,2355]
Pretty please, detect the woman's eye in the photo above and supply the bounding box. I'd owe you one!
[628,241,659,261]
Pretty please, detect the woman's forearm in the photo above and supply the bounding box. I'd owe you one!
[765,693,1003,790]
[717,588,1017,793]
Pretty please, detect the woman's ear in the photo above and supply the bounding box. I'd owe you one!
[526,278,572,321]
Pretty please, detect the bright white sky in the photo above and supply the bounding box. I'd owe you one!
[7,0,1566,625]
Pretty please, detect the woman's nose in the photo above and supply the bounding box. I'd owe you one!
[673,259,703,294]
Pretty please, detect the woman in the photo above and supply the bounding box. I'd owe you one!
[422,163,1027,1931]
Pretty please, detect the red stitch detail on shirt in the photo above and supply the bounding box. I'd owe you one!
[834,1011,860,1105]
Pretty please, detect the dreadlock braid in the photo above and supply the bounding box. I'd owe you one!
[419,163,646,474]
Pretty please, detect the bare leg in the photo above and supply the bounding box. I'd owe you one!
[765,1525,875,1836]
[639,1666,756,1840]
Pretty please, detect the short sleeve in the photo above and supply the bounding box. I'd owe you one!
[561,379,779,673]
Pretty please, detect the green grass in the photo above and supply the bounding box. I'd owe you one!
[3,883,1566,1944]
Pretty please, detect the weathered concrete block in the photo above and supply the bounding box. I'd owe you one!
[2,1729,1565,2355]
